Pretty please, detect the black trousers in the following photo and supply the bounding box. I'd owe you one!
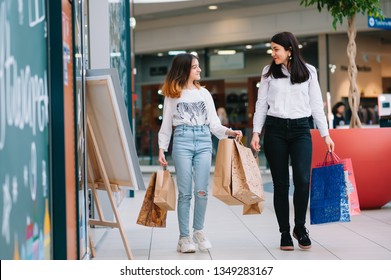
[263,116,312,233]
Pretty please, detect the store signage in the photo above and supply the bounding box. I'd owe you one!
[368,16,391,30]
[150,66,167,76]
[210,53,244,71]
[340,65,372,72]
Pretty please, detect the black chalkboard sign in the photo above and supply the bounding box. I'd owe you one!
[0,0,50,259]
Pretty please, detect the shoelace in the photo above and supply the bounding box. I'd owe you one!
[296,229,309,240]
[179,237,193,245]
[194,232,206,242]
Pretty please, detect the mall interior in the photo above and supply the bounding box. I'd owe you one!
[0,0,391,261]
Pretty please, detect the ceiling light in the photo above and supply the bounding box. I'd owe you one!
[110,52,121,57]
[208,5,218,10]
[266,49,272,55]
[168,50,186,55]
[217,50,236,55]
[134,0,193,3]
[130,17,136,29]
[245,45,253,49]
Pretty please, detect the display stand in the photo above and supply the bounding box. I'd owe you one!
[86,116,133,259]
[85,69,145,260]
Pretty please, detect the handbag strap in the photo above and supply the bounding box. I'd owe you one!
[322,151,341,166]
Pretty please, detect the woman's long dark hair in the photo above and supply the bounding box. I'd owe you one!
[332,101,346,115]
[161,53,200,98]
[264,32,310,84]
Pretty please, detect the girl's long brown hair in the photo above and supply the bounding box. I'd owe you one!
[161,53,200,98]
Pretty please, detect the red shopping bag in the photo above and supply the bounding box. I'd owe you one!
[340,158,361,215]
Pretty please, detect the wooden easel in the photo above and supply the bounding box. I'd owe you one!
[86,116,133,260]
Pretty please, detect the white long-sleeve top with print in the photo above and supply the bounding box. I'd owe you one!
[158,87,228,151]
[253,63,329,137]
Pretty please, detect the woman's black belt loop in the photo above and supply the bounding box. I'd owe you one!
[266,115,310,128]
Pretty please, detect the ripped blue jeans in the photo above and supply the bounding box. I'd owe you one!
[172,125,212,237]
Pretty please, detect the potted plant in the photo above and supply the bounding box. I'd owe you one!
[300,0,384,128]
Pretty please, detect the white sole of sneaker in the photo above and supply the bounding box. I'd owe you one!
[196,246,210,251]
[176,245,196,253]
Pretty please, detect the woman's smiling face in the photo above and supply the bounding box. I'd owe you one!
[271,42,291,67]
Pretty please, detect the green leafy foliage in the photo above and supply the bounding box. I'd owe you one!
[300,0,384,29]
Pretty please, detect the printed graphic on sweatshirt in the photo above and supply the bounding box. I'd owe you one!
[174,101,207,125]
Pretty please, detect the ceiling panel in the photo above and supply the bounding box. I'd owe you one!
[133,0,294,21]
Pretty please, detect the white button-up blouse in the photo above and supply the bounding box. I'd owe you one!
[252,63,329,137]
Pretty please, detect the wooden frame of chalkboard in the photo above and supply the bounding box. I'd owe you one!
[85,68,144,260]
[86,68,144,191]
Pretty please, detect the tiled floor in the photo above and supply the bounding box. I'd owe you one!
[91,168,391,260]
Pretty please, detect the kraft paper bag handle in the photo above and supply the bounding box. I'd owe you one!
[234,139,258,159]
[161,165,175,172]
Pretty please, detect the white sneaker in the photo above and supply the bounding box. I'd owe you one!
[177,236,196,253]
[193,230,212,251]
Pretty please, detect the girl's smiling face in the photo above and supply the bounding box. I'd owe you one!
[188,58,201,82]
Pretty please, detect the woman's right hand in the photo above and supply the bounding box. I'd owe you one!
[158,148,168,167]
[250,132,261,152]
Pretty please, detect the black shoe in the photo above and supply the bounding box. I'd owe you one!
[293,227,312,249]
[280,232,294,251]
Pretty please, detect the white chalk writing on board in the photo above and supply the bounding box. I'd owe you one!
[0,3,49,151]
[28,0,45,28]
[1,175,12,243]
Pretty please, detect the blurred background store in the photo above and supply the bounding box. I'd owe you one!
[131,0,391,165]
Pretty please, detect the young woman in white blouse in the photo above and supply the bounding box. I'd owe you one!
[250,32,335,251]
[158,53,242,253]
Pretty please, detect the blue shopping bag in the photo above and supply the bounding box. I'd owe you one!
[310,162,351,225]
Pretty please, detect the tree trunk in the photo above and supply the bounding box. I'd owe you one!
[347,15,362,128]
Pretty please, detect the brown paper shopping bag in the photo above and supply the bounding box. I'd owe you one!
[213,139,243,205]
[243,201,264,215]
[137,172,167,227]
[232,140,264,205]
[154,168,176,211]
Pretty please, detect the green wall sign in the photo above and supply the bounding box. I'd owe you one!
[0,0,50,259]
